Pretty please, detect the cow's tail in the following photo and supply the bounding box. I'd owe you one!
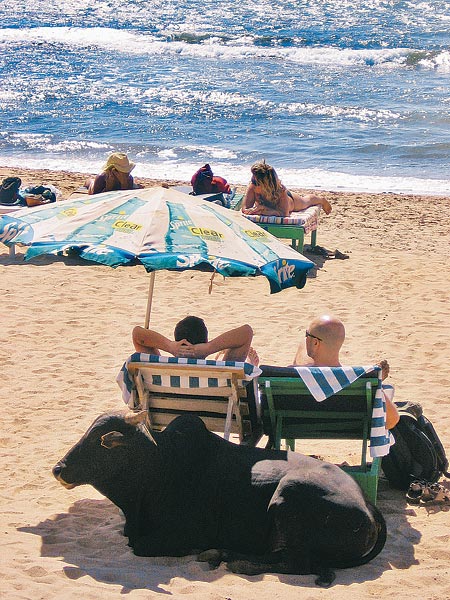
[333,503,387,569]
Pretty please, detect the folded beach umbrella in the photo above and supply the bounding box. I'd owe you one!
[0,186,314,325]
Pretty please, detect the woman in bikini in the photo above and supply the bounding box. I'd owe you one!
[242,160,332,217]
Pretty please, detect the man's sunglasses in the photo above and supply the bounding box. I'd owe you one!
[305,330,322,342]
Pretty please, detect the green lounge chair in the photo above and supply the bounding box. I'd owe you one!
[258,365,387,504]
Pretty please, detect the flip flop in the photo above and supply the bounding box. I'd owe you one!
[420,483,450,505]
[406,480,424,504]
[334,249,349,260]
[306,245,330,257]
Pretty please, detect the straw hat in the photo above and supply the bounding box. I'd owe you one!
[102,152,136,173]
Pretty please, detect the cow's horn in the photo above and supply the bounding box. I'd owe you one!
[124,410,148,426]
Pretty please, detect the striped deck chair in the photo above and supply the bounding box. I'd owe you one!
[117,353,262,445]
[257,365,394,504]
[241,205,321,252]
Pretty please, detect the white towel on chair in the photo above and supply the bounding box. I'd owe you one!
[292,365,393,457]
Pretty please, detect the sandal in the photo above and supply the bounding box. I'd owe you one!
[306,245,330,257]
[420,482,450,505]
[406,480,425,504]
[333,249,350,260]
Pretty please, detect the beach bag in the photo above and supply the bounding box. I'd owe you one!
[0,177,22,204]
[381,401,450,490]
[23,185,57,205]
[191,164,214,195]
[211,175,231,194]
[191,165,231,196]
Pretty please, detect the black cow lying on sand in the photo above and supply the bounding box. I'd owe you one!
[53,411,386,587]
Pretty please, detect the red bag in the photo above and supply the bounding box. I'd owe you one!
[211,176,231,194]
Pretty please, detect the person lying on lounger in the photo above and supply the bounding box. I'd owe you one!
[242,160,332,217]
[291,314,399,429]
[132,316,259,365]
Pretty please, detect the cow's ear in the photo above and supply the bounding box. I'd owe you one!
[101,431,126,449]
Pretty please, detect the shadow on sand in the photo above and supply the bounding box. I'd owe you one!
[19,484,420,593]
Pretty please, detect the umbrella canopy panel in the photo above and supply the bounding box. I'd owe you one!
[0,187,314,293]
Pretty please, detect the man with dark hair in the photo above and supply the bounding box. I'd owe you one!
[132,317,258,364]
[173,316,208,345]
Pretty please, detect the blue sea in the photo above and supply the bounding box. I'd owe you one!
[1,0,450,195]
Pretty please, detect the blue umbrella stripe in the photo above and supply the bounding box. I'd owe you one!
[209,256,256,277]
[67,197,147,243]
[141,252,204,271]
[166,201,210,255]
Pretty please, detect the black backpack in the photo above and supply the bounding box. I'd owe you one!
[0,177,21,204]
[382,401,450,490]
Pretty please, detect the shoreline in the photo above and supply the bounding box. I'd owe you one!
[2,164,450,203]
[2,157,450,197]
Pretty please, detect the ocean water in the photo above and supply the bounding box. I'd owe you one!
[1,0,450,195]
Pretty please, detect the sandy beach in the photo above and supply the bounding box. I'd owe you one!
[1,165,449,600]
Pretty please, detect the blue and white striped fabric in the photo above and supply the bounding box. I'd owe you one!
[243,205,320,234]
[293,365,394,458]
[117,352,262,406]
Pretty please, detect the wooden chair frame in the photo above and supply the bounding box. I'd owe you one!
[126,361,258,444]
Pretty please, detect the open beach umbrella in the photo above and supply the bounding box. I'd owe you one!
[0,187,314,326]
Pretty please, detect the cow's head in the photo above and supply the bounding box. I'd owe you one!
[52,410,154,490]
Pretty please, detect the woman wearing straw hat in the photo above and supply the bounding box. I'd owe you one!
[87,152,138,195]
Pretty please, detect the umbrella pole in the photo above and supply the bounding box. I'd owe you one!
[144,271,156,329]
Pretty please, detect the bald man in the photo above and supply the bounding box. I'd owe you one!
[292,315,399,429]
[293,314,345,367]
